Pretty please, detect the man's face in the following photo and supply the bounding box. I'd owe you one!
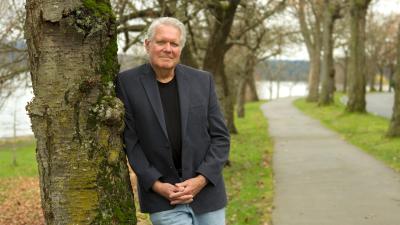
[145,24,182,71]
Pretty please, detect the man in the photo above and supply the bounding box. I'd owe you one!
[116,17,230,225]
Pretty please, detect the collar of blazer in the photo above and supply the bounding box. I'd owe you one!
[140,63,191,141]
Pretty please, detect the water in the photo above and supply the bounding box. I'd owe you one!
[0,80,34,138]
[256,81,308,100]
[0,81,308,138]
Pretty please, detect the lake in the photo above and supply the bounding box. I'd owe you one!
[0,81,308,138]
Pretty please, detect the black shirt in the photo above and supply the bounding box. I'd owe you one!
[157,76,182,174]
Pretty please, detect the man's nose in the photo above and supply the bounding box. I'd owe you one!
[163,43,172,52]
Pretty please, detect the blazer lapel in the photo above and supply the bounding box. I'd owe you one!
[176,65,190,136]
[140,64,169,140]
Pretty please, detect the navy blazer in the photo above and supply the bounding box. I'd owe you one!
[116,63,230,214]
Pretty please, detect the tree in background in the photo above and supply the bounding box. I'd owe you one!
[365,12,398,92]
[202,0,241,133]
[25,0,136,223]
[319,0,342,105]
[0,0,29,110]
[346,0,372,113]
[227,0,287,118]
[387,23,400,137]
[294,0,323,102]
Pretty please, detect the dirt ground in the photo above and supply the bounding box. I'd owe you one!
[0,171,150,225]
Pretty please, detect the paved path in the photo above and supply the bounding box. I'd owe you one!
[261,97,400,225]
[366,93,394,119]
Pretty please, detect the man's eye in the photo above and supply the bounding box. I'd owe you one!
[171,43,179,47]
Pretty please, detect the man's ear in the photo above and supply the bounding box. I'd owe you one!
[144,39,150,52]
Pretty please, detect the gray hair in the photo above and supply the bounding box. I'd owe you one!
[146,17,187,48]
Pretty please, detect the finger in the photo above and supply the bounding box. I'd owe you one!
[170,194,193,201]
[175,186,185,192]
[169,190,191,199]
[170,197,194,205]
[175,181,189,187]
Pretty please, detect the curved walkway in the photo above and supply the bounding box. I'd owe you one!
[261,97,400,225]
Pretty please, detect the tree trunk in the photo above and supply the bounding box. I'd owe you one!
[367,57,377,92]
[247,73,259,101]
[236,53,258,118]
[306,52,321,101]
[181,42,199,69]
[346,0,371,113]
[378,67,384,92]
[203,0,240,134]
[245,54,259,102]
[319,0,339,105]
[298,0,323,102]
[25,1,136,224]
[387,24,400,137]
[236,78,246,118]
[389,67,395,92]
[343,52,349,93]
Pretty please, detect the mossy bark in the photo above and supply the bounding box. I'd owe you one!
[387,24,400,137]
[24,0,136,224]
[346,0,371,112]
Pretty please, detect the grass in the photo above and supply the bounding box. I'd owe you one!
[0,102,274,224]
[224,101,274,225]
[294,96,400,172]
[0,138,38,178]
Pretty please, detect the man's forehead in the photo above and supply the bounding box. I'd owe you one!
[155,24,181,34]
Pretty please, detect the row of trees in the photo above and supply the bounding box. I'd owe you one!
[292,0,400,136]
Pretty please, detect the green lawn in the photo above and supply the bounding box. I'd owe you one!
[224,101,274,225]
[294,97,400,172]
[0,138,38,178]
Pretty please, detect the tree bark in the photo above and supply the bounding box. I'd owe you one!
[203,0,240,134]
[387,23,400,136]
[346,0,371,112]
[236,53,258,118]
[247,72,259,101]
[180,40,199,69]
[298,0,323,102]
[25,1,136,224]
[378,67,384,92]
[319,0,340,105]
[343,51,349,93]
[236,78,246,118]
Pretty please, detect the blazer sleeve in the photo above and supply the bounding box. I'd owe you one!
[115,75,162,191]
[196,74,230,186]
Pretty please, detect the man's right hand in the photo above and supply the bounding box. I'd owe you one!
[152,180,194,205]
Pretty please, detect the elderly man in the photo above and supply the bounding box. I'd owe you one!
[116,17,230,225]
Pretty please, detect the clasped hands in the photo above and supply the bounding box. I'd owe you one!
[152,175,208,205]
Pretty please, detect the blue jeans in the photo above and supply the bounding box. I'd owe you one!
[150,204,225,225]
